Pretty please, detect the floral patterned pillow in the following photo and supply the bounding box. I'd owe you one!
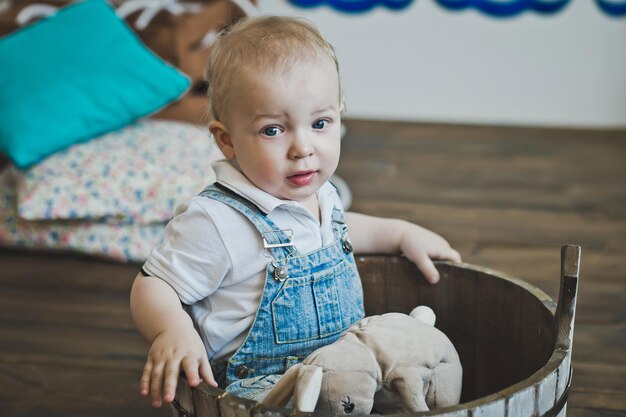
[15,120,221,224]
[0,168,165,262]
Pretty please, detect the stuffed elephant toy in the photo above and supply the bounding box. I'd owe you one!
[261,306,462,416]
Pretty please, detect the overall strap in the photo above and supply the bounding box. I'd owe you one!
[331,207,348,240]
[327,179,350,242]
[198,183,298,260]
[331,206,352,254]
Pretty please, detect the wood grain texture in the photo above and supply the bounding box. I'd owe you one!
[0,120,624,416]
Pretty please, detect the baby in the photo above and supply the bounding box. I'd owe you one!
[130,16,461,407]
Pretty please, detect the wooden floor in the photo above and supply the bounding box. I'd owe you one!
[0,120,624,416]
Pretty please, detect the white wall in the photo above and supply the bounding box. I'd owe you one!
[259,0,626,128]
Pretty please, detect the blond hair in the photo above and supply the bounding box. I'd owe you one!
[204,16,342,122]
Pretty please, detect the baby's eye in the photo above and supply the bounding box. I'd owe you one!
[262,126,282,137]
[312,119,329,130]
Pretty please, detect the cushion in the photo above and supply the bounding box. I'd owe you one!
[0,0,190,168]
[0,168,166,262]
[15,120,221,224]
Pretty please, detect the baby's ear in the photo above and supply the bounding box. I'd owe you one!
[209,121,235,159]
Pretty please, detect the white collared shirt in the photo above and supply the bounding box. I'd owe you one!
[143,160,344,359]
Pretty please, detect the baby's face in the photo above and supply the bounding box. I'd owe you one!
[216,57,342,204]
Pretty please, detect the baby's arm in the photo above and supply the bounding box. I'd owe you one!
[130,273,217,407]
[345,212,461,284]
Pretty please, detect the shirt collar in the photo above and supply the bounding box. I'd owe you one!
[211,159,335,215]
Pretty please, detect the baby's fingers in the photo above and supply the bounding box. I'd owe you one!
[162,360,182,404]
[140,360,153,397]
[414,253,440,284]
[438,247,462,263]
[199,358,218,387]
[181,356,201,387]
[149,361,166,407]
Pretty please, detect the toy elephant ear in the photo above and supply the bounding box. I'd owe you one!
[261,364,323,413]
[409,306,436,326]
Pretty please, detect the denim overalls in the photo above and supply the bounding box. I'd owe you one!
[199,184,364,400]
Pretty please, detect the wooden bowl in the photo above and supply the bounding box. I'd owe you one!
[174,245,580,417]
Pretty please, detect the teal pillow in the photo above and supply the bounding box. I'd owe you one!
[0,0,190,168]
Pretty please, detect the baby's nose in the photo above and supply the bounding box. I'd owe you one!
[290,133,314,159]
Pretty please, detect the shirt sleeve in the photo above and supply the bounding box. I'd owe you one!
[142,198,231,305]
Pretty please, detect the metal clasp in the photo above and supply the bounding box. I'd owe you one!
[342,238,353,254]
[272,262,289,281]
[262,229,294,249]
[261,229,294,282]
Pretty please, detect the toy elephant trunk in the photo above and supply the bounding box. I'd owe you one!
[261,306,463,416]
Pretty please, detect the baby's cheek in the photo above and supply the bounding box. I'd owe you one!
[257,159,280,178]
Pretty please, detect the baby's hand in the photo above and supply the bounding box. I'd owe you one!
[140,326,216,407]
[400,223,461,284]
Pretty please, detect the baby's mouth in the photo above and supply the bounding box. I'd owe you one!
[287,171,318,186]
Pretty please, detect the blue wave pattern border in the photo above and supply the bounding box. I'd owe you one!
[288,0,412,13]
[287,0,626,17]
[435,0,569,17]
[596,0,626,16]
